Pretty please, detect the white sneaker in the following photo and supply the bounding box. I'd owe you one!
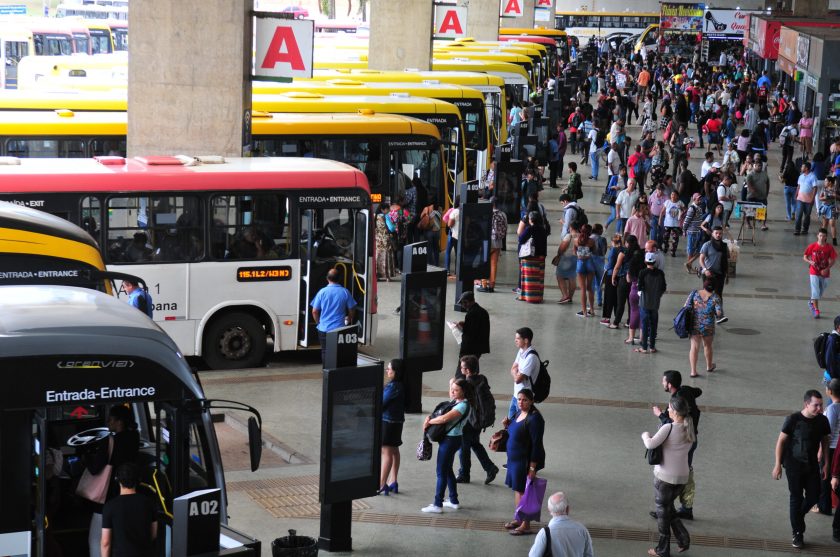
[442,500,460,510]
[421,504,443,514]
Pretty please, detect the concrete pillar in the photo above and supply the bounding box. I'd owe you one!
[791,0,829,17]
[534,0,556,28]
[128,0,252,157]
[369,0,433,71]
[500,0,535,29]
[466,0,501,41]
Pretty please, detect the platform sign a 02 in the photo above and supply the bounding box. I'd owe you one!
[254,14,314,81]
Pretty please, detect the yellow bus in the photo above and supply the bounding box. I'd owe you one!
[253,80,489,180]
[0,200,114,294]
[249,92,466,188]
[14,52,127,90]
[86,21,114,54]
[498,27,569,61]
[433,49,537,90]
[448,38,549,84]
[0,109,448,210]
[634,24,660,56]
[555,11,659,44]
[306,68,507,146]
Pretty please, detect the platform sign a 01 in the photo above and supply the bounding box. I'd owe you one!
[434,5,467,40]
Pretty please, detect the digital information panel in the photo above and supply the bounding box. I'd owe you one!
[399,270,447,372]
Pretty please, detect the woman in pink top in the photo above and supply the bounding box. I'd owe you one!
[799,111,814,158]
[642,396,695,557]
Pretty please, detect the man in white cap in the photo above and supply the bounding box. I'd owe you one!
[636,251,667,353]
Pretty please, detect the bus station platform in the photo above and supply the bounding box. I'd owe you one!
[203,135,840,556]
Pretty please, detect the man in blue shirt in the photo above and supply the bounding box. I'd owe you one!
[756,70,772,91]
[311,268,357,363]
[123,279,153,318]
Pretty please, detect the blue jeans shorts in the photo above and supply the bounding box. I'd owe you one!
[686,231,703,256]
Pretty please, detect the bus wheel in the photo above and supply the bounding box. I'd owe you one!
[203,312,267,370]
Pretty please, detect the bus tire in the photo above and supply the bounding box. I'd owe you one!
[203,312,267,370]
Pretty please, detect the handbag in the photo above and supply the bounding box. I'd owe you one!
[673,290,695,339]
[488,428,509,452]
[76,435,114,504]
[518,238,535,259]
[416,437,432,461]
[645,424,673,465]
[514,476,548,522]
[600,191,615,205]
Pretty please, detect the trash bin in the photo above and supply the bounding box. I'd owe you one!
[271,530,318,557]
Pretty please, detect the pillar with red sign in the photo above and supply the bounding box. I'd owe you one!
[500,0,535,29]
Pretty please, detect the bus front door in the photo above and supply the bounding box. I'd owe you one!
[297,207,370,347]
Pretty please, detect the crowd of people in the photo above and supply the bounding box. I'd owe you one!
[367,34,840,556]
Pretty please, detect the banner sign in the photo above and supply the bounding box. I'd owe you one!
[702,9,754,38]
[660,2,704,34]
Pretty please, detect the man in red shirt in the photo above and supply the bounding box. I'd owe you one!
[705,115,723,155]
[804,228,838,319]
[627,145,647,188]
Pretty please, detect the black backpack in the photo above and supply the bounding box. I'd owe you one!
[468,376,497,431]
[526,349,551,403]
[815,332,832,369]
[570,205,589,230]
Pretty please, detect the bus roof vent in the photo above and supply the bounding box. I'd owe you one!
[54,109,75,118]
[358,108,375,116]
[134,156,191,166]
[0,156,21,166]
[252,110,272,118]
[453,58,470,62]
[327,79,363,86]
[422,80,441,85]
[404,68,420,72]
[389,92,410,98]
[94,156,126,166]
[194,155,225,164]
[282,91,324,99]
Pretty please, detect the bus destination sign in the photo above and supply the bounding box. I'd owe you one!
[237,266,293,282]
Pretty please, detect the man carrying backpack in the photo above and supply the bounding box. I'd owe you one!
[559,194,586,238]
[822,316,840,383]
[773,390,831,550]
[507,327,540,419]
[456,355,499,485]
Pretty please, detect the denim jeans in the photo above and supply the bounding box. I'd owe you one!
[640,307,659,350]
[795,201,813,234]
[592,255,604,304]
[444,235,457,273]
[458,423,496,478]
[785,461,821,535]
[650,216,662,244]
[616,217,626,235]
[434,435,461,507]
[783,186,796,220]
[605,205,617,229]
[653,477,690,556]
[590,152,600,180]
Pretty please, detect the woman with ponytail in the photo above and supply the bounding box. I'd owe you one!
[641,395,694,557]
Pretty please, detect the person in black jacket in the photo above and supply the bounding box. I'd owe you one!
[453,291,490,377]
[650,370,702,521]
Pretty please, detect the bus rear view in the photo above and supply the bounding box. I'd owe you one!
[0,284,261,556]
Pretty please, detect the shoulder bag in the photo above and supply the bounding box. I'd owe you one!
[417,437,432,461]
[519,238,536,259]
[645,423,673,465]
[76,435,114,504]
[488,427,509,452]
[673,290,695,339]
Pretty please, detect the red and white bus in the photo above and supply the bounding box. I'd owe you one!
[0,155,377,369]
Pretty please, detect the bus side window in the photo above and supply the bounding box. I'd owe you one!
[80,196,101,244]
[187,422,211,490]
[211,194,289,260]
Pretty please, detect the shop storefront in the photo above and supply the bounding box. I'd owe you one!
[779,26,840,153]
[659,2,704,58]
[701,8,757,64]
[743,14,781,74]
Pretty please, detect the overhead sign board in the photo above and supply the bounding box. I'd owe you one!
[434,4,467,39]
[254,14,314,81]
[703,9,755,38]
[660,2,704,34]
[500,0,524,18]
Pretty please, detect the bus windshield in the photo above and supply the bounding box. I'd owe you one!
[0,284,260,557]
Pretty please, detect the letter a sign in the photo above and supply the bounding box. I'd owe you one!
[536,0,553,6]
[254,15,314,80]
[500,0,523,18]
[434,5,467,39]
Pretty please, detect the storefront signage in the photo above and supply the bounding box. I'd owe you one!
[797,34,810,68]
[777,56,796,77]
[756,18,781,60]
[806,73,818,89]
[660,2,705,34]
[702,9,755,38]
[779,27,799,62]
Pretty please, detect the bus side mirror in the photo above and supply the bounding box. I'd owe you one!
[248,416,262,472]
